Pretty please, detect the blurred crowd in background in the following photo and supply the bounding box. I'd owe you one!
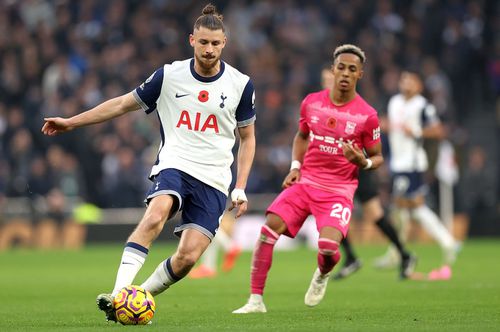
[0,0,498,235]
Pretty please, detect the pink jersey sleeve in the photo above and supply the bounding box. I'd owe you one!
[361,113,381,148]
[298,97,310,135]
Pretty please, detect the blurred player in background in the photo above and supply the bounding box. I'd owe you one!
[233,44,383,314]
[42,4,256,322]
[320,67,416,280]
[188,212,242,278]
[382,70,458,280]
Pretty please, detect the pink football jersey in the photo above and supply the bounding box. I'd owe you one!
[298,89,381,200]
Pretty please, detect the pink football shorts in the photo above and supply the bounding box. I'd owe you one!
[266,183,353,238]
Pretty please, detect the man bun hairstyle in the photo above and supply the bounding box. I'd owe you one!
[333,44,366,64]
[194,4,225,32]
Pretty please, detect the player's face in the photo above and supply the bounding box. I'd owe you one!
[190,27,226,71]
[332,53,363,92]
[398,72,423,97]
[321,68,335,90]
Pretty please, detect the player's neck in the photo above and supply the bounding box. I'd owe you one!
[330,88,356,106]
[193,60,221,77]
[403,92,418,101]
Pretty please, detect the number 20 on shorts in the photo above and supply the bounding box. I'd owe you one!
[330,203,351,227]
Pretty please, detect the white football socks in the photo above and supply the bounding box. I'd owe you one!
[393,207,411,242]
[111,244,148,296]
[214,228,233,252]
[141,258,180,296]
[201,238,219,271]
[411,205,457,264]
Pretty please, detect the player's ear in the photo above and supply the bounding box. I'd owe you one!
[358,68,364,79]
[189,34,195,47]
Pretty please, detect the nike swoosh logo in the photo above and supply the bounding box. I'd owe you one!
[175,93,189,98]
[121,262,134,265]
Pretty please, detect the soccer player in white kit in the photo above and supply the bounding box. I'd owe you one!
[41,4,256,322]
[385,70,458,280]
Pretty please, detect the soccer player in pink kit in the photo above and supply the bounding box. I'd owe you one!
[233,44,383,313]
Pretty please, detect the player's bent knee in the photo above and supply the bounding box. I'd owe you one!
[264,213,287,234]
[366,205,384,222]
[318,238,340,254]
[364,202,384,222]
[319,226,343,243]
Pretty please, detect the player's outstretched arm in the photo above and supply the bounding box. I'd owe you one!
[41,92,140,136]
[229,123,256,218]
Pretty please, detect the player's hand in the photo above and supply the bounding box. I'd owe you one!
[41,117,74,136]
[282,169,300,189]
[402,124,416,137]
[342,142,365,167]
[228,188,248,218]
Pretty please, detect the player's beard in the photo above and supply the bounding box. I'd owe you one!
[196,54,220,72]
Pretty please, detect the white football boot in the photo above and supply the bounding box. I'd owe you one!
[232,294,267,314]
[304,268,330,307]
[373,245,400,269]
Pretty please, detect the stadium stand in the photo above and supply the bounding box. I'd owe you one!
[0,1,498,246]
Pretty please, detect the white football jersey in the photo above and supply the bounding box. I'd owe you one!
[387,94,439,172]
[133,59,256,195]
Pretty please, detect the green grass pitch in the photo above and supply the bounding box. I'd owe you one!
[1,239,499,331]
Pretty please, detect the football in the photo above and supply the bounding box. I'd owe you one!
[113,285,156,325]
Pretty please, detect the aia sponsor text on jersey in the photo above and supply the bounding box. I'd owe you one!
[176,110,219,133]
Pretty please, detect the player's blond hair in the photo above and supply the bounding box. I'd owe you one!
[194,4,225,32]
[333,44,366,64]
